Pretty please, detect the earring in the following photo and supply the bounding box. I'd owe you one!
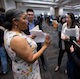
[15,25,17,29]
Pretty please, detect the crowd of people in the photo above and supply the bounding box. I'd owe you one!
[0,7,80,79]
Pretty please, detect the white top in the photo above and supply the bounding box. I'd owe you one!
[61,23,79,41]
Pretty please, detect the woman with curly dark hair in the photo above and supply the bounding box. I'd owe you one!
[4,9,52,79]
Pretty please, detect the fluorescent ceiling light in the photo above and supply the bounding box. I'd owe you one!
[63,7,72,9]
[73,5,80,7]
[74,7,80,9]
[65,4,80,9]
[55,0,58,2]
[61,0,70,4]
[43,0,54,1]
[15,0,58,5]
[17,3,51,8]
[47,0,54,1]
[65,6,72,7]
[48,12,50,15]
[42,13,44,15]
[18,4,50,8]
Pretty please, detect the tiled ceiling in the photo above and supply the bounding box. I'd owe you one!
[15,0,80,9]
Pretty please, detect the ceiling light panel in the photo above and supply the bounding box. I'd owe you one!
[42,0,54,2]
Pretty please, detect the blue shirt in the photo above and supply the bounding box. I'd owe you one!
[28,20,35,30]
[28,20,35,34]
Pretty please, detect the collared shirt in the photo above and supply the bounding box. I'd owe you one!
[61,23,79,41]
[28,19,35,30]
[27,19,35,35]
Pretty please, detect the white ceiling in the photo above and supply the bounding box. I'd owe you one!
[15,0,80,10]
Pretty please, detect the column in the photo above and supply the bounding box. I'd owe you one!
[55,7,59,17]
[59,7,63,16]
[50,7,55,15]
[4,0,16,11]
[0,0,5,9]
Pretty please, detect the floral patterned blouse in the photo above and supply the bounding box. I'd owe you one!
[4,30,41,79]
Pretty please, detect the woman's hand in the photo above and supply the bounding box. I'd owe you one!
[44,34,52,48]
[28,35,36,39]
[70,45,74,52]
[62,35,69,40]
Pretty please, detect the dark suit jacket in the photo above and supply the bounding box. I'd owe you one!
[23,19,43,35]
[23,19,43,51]
[71,51,80,79]
[0,29,4,47]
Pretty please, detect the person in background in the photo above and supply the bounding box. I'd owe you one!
[57,17,66,49]
[0,16,7,75]
[61,13,79,78]
[55,17,66,72]
[0,7,11,64]
[0,8,2,15]
[47,16,50,26]
[23,9,47,71]
[76,17,80,28]
[4,9,52,79]
[0,8,5,23]
[37,14,43,25]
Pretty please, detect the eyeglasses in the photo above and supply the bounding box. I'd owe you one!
[27,14,34,16]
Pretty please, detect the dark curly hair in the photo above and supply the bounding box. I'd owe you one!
[4,9,24,30]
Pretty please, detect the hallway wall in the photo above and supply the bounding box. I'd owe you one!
[18,6,50,16]
[63,9,80,16]
[4,0,16,11]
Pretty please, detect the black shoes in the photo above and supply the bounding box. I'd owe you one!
[54,66,60,72]
[42,64,47,71]
[0,71,7,76]
[64,70,67,74]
